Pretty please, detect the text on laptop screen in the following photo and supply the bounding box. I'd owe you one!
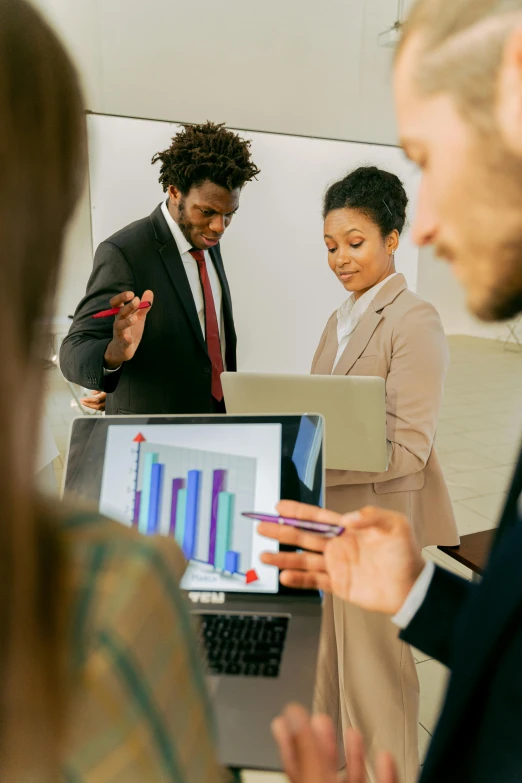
[99,423,282,593]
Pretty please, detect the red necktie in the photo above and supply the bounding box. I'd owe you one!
[190,249,224,402]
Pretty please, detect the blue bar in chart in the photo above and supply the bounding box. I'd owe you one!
[215,491,234,571]
[183,470,202,559]
[147,463,164,534]
[175,488,187,549]
[138,452,158,534]
[224,550,239,574]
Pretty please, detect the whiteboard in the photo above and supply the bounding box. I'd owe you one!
[87,114,420,373]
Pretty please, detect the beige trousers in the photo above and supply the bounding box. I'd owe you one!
[314,593,420,783]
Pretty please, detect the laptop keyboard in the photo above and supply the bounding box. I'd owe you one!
[198,613,289,677]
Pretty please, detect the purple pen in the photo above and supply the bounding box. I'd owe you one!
[242,512,344,537]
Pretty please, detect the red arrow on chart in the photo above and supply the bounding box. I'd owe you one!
[133,433,146,443]
[245,569,259,584]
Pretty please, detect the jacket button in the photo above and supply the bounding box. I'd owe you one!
[204,367,211,374]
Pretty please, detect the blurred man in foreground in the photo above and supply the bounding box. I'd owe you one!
[266,1,522,781]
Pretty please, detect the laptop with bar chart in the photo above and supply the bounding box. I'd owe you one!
[63,414,324,771]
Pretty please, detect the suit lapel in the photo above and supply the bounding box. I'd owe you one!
[209,245,236,340]
[332,309,383,375]
[149,204,207,354]
[209,245,230,308]
[492,440,522,541]
[424,508,522,779]
[332,273,407,376]
[419,453,522,783]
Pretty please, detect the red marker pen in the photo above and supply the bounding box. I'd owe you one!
[92,301,152,319]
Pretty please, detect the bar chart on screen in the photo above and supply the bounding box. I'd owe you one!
[98,423,282,593]
[129,433,260,585]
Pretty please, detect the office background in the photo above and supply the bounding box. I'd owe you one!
[34,0,509,342]
[34,0,522,776]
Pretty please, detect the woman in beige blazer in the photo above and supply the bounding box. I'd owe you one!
[313,167,459,783]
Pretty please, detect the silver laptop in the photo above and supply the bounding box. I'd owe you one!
[222,371,388,472]
[63,413,324,771]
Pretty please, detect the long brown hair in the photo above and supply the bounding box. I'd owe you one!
[0,0,86,778]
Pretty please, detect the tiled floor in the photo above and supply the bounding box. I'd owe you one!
[44,335,522,780]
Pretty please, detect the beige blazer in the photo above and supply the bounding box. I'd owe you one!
[312,273,458,548]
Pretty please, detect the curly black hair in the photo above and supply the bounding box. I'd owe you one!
[151,121,260,194]
[323,166,408,238]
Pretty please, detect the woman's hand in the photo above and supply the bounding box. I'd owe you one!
[260,501,425,615]
[272,703,398,783]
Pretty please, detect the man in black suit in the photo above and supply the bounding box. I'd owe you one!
[60,122,259,415]
[261,2,522,782]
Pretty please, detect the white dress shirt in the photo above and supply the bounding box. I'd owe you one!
[394,497,515,629]
[333,273,399,370]
[391,560,436,629]
[161,200,226,362]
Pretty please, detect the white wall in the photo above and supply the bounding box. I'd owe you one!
[35,0,400,144]
[56,184,93,319]
[32,0,98,317]
[31,0,101,107]
[416,246,508,341]
[32,0,500,341]
[32,0,406,319]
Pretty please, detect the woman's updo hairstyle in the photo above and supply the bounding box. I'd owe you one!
[323,166,408,238]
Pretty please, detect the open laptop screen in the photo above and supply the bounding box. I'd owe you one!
[64,414,324,595]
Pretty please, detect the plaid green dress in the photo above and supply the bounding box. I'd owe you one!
[61,513,221,783]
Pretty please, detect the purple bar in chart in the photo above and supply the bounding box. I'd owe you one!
[169,478,185,535]
[209,470,227,565]
[132,491,141,527]
[224,550,240,574]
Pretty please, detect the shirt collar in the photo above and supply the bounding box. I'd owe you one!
[338,272,399,321]
[161,199,193,256]
[354,273,398,315]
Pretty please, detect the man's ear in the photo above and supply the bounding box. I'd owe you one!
[167,184,182,205]
[497,24,522,156]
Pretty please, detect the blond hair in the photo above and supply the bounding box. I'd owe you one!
[399,0,522,129]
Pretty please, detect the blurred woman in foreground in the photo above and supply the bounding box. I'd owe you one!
[0,2,219,780]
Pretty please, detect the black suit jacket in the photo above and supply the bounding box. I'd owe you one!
[60,204,237,415]
[401,448,522,782]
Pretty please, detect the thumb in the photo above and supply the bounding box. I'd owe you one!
[137,289,154,318]
[376,751,398,783]
[281,704,332,781]
[339,506,405,535]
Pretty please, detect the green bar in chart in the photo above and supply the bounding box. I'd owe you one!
[138,452,158,534]
[215,491,234,571]
[175,488,187,549]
